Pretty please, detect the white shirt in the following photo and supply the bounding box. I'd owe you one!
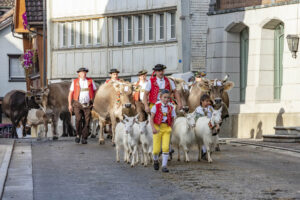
[145,77,176,101]
[195,105,214,118]
[151,101,176,122]
[137,80,148,101]
[70,78,97,104]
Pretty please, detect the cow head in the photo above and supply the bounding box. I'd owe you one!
[28,87,50,111]
[169,77,190,113]
[121,114,138,134]
[198,76,234,107]
[112,81,134,109]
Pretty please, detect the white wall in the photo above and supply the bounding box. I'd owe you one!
[50,0,177,19]
[207,3,300,114]
[0,25,25,97]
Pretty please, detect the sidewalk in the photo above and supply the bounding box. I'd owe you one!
[0,139,15,199]
[221,138,300,153]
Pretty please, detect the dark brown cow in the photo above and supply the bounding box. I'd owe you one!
[2,90,39,138]
[93,81,135,145]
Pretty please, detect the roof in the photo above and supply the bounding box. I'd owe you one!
[0,0,14,8]
[25,0,45,25]
[0,8,13,31]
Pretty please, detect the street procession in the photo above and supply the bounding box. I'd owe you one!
[0,0,300,199]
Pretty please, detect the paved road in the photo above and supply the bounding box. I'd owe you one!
[11,138,300,200]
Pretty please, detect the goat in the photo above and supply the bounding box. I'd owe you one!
[194,107,222,163]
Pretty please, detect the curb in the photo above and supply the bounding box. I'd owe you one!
[230,140,300,154]
[0,140,15,199]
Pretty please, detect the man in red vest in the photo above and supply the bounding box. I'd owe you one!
[105,68,120,83]
[68,67,97,144]
[143,64,182,113]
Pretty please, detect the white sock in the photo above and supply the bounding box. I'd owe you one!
[202,146,207,153]
[153,154,159,161]
[162,153,169,167]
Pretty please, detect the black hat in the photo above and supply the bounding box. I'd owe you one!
[152,64,167,71]
[137,70,148,76]
[77,67,89,73]
[195,71,206,78]
[109,68,120,74]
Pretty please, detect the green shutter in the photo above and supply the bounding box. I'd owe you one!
[240,28,249,102]
[274,23,284,100]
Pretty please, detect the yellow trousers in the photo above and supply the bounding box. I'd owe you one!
[153,123,172,155]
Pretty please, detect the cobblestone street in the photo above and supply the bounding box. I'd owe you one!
[2,138,299,200]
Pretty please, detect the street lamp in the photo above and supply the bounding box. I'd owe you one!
[286,34,299,58]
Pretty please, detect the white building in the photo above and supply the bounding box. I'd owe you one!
[207,1,300,138]
[0,8,25,123]
[47,0,209,81]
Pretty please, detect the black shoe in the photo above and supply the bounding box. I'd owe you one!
[53,136,58,140]
[153,160,159,171]
[201,152,207,160]
[81,138,88,144]
[75,137,80,144]
[169,149,175,160]
[162,167,169,173]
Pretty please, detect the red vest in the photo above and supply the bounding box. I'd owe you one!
[153,103,173,126]
[105,78,120,84]
[149,76,171,104]
[73,78,95,101]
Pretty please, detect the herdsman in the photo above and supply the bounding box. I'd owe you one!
[105,68,120,83]
[143,64,182,112]
[68,67,97,144]
[133,70,148,121]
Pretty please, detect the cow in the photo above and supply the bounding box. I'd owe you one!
[30,82,75,139]
[2,90,39,138]
[26,108,53,138]
[93,80,135,145]
[168,77,190,116]
[188,75,234,119]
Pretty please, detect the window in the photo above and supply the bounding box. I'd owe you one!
[274,23,284,100]
[159,14,164,39]
[128,16,132,42]
[71,22,75,46]
[138,15,143,41]
[97,19,101,44]
[240,28,249,102]
[76,21,83,47]
[117,17,122,43]
[170,13,175,38]
[85,20,92,45]
[8,55,25,82]
[149,15,153,41]
[59,23,67,48]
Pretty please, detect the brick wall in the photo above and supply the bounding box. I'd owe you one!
[217,0,293,10]
[190,0,209,71]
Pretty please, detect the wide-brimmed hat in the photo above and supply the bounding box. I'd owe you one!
[137,70,148,76]
[109,68,120,74]
[77,67,89,73]
[195,71,206,78]
[152,64,167,71]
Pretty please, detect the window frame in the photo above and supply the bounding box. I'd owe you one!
[137,15,143,42]
[128,16,133,43]
[76,21,84,48]
[8,54,25,82]
[149,14,154,41]
[170,12,176,39]
[68,22,76,48]
[159,13,164,40]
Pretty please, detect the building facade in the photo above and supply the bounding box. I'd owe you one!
[47,0,209,81]
[0,5,25,123]
[207,0,300,138]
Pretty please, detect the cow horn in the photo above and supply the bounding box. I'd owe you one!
[223,74,229,82]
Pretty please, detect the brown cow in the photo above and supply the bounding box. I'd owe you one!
[188,76,234,119]
[30,82,75,139]
[168,77,190,116]
[93,80,135,145]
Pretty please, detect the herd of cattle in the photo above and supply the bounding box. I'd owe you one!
[2,75,234,163]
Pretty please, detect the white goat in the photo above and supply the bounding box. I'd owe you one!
[114,115,137,165]
[171,112,196,162]
[194,107,222,163]
[133,120,153,167]
[27,108,52,138]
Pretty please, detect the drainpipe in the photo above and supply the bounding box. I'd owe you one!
[43,0,47,87]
